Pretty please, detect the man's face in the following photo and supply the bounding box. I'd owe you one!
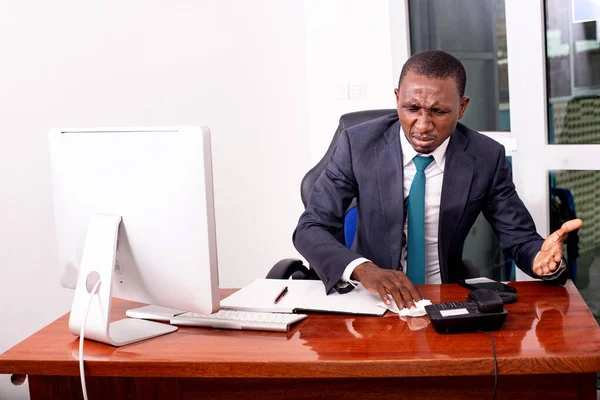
[394,70,469,154]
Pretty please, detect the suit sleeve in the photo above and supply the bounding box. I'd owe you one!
[293,130,365,293]
[482,146,551,280]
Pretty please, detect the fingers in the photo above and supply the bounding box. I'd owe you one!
[376,283,392,306]
[356,263,421,308]
[562,218,583,233]
[542,230,568,250]
[553,247,563,262]
[549,219,583,245]
[533,262,553,276]
[399,276,423,303]
[542,218,582,252]
[533,247,562,277]
[543,260,558,275]
[409,284,423,302]
[385,282,409,309]
[546,244,564,265]
[373,276,419,309]
[533,253,545,276]
[389,273,423,308]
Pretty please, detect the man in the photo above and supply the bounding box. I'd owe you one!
[293,50,582,310]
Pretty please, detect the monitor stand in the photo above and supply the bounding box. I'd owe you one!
[68,214,177,347]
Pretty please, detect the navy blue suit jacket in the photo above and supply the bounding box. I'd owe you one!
[293,113,546,294]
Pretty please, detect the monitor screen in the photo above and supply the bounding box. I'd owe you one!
[49,126,220,317]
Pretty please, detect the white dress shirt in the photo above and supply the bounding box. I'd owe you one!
[341,128,448,284]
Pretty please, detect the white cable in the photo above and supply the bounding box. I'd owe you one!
[79,280,101,400]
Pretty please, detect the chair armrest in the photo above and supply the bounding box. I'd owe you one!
[266,258,310,280]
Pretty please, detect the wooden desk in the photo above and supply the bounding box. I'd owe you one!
[1,281,599,399]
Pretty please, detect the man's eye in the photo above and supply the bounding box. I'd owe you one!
[433,110,447,115]
[406,106,419,112]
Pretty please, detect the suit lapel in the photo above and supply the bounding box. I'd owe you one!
[375,120,404,271]
[439,129,474,282]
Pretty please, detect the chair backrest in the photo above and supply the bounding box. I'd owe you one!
[301,109,396,247]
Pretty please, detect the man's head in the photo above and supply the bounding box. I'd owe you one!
[394,50,470,154]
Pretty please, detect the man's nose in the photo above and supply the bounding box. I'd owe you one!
[415,111,433,133]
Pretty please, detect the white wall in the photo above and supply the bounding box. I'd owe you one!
[304,0,396,164]
[0,1,398,398]
[0,1,309,398]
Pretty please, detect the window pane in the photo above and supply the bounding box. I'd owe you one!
[545,0,600,144]
[408,0,510,131]
[550,170,600,322]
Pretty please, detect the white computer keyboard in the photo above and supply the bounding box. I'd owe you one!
[170,310,308,332]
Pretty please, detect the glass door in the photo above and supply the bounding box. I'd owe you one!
[505,0,600,318]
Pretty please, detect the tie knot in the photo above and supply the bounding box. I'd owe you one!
[413,156,433,171]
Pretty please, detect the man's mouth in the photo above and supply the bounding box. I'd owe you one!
[412,136,434,144]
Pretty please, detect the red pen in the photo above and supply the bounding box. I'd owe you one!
[274,286,288,304]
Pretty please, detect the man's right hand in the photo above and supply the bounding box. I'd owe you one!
[351,262,422,309]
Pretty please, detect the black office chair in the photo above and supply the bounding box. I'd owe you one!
[267,109,480,280]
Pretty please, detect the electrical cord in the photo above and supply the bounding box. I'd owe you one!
[477,330,497,400]
[80,280,101,400]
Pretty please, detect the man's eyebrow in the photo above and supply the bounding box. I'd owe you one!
[424,101,445,108]
[402,100,447,109]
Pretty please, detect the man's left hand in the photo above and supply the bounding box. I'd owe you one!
[533,218,583,277]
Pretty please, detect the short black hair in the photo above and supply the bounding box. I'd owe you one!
[398,50,466,98]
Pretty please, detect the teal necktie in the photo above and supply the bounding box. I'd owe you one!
[406,156,434,284]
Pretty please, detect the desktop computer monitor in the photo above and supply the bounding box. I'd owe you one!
[49,126,219,346]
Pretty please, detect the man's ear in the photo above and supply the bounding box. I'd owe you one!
[458,96,470,119]
[394,88,400,103]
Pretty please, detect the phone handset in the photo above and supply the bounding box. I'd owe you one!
[467,289,505,313]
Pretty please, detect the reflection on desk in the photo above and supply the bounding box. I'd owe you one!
[0,281,599,400]
[296,282,583,364]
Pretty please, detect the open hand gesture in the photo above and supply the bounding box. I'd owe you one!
[533,219,582,277]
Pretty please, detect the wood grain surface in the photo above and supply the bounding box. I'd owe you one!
[1,281,599,380]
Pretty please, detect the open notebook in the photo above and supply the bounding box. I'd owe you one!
[220,279,386,316]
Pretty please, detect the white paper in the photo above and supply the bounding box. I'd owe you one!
[220,279,386,316]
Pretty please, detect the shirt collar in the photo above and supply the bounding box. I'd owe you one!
[399,127,450,171]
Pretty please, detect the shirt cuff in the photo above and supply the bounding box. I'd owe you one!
[342,257,371,281]
[335,257,370,290]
